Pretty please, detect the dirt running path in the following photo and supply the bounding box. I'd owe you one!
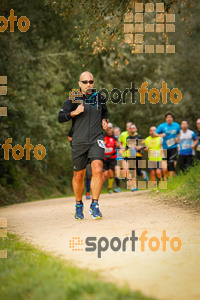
[0,191,200,300]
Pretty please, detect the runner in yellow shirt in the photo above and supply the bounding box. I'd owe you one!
[126,124,148,191]
[145,126,163,185]
[118,122,132,179]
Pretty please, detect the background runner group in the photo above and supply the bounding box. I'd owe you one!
[99,112,200,194]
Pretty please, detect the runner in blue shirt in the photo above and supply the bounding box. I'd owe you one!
[154,112,180,177]
[178,120,198,171]
[195,118,200,161]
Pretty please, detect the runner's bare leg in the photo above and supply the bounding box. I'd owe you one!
[72,169,86,201]
[169,171,175,177]
[161,160,168,180]
[90,160,103,199]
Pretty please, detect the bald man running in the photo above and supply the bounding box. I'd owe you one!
[58,71,108,220]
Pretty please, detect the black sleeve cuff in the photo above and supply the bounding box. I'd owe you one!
[65,112,72,121]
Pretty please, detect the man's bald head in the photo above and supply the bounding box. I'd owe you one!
[126,122,132,131]
[106,122,113,135]
[78,71,95,94]
[79,71,94,81]
[149,126,157,136]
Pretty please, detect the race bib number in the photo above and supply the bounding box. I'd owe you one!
[149,150,160,158]
[129,148,136,157]
[171,130,177,134]
[97,140,105,149]
[166,138,175,147]
[105,147,113,154]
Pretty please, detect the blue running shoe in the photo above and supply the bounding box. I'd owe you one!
[86,192,91,200]
[89,203,102,219]
[131,187,138,192]
[142,171,148,182]
[113,188,121,193]
[74,203,84,220]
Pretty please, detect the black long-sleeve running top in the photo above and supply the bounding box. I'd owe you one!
[58,91,108,145]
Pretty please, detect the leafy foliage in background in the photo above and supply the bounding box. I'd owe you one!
[44,0,180,47]
[0,0,199,203]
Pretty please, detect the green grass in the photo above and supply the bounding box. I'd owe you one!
[157,163,200,203]
[0,234,155,300]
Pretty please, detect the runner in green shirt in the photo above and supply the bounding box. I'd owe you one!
[145,126,163,185]
[118,122,132,179]
[118,122,132,158]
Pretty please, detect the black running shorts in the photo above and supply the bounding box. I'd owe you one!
[103,158,117,171]
[71,135,105,171]
[166,147,178,171]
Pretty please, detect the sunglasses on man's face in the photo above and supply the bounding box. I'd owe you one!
[80,80,94,84]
